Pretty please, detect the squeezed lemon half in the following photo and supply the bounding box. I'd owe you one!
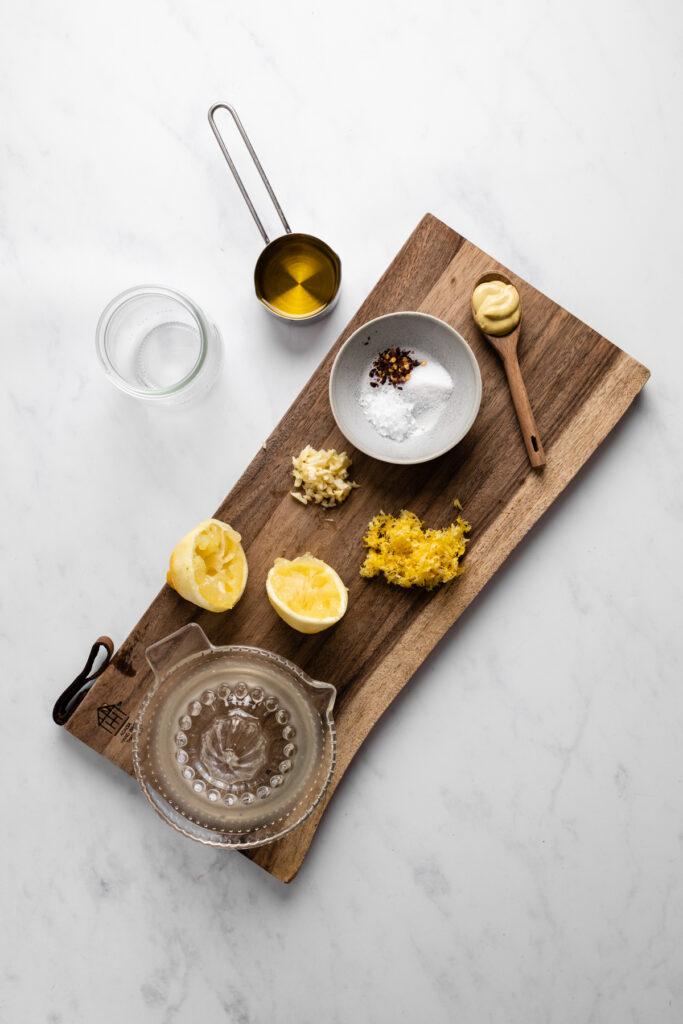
[266,554,348,634]
[167,518,248,612]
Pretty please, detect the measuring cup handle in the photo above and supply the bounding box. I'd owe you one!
[208,102,291,246]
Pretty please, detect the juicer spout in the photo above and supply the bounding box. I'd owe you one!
[145,623,212,681]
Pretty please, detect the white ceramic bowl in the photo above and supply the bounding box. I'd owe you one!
[329,311,482,464]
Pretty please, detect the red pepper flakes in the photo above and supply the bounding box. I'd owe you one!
[369,347,420,389]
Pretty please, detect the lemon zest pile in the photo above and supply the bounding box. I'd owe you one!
[360,507,471,589]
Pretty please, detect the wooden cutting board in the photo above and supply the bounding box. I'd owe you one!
[62,214,649,882]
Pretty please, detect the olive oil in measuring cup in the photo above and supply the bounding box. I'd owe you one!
[208,103,341,322]
[255,234,341,319]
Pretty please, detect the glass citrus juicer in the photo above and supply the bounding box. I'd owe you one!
[208,102,341,322]
[133,623,337,848]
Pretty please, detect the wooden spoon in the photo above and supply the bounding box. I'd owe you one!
[471,272,546,468]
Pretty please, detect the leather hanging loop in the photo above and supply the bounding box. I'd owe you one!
[52,636,115,726]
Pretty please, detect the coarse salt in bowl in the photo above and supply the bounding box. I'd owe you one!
[329,312,482,464]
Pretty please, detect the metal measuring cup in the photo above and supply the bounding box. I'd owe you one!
[208,103,342,322]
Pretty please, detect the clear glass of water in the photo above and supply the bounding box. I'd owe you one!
[96,286,222,402]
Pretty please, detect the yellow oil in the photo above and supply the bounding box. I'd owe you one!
[255,235,340,319]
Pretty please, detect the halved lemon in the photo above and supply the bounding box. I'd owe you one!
[266,554,348,634]
[167,518,248,612]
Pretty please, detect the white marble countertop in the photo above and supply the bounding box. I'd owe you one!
[3,1,683,1021]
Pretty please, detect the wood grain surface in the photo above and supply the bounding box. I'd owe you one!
[64,214,649,882]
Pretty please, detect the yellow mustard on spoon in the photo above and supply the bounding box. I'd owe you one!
[471,272,546,468]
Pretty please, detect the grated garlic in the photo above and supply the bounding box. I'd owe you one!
[291,445,359,508]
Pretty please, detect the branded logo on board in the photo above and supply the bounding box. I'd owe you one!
[97,702,128,736]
